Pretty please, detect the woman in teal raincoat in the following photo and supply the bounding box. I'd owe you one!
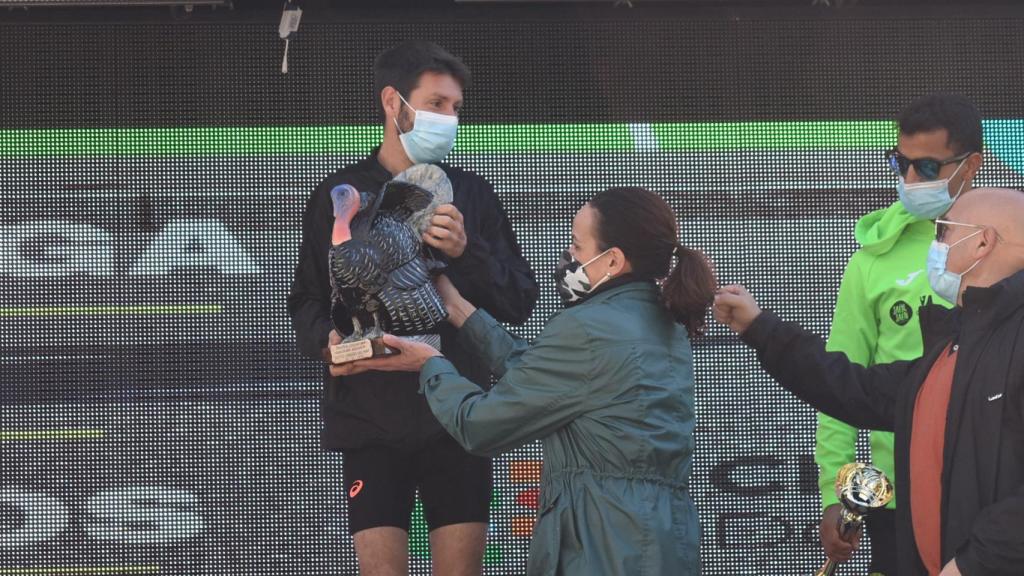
[347,187,714,575]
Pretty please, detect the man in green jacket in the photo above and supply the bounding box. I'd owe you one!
[816,93,983,574]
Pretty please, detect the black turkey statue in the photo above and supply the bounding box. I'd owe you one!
[327,164,451,364]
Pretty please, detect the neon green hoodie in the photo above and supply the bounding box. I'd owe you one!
[816,201,952,510]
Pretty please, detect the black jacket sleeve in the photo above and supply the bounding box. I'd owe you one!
[287,182,335,360]
[741,310,913,431]
[446,181,538,325]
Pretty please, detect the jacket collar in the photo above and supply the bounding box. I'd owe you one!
[362,147,454,182]
[361,147,394,182]
[578,277,658,306]
[921,268,1024,344]
[961,267,1024,314]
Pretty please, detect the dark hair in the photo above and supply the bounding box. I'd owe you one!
[373,41,471,118]
[589,187,717,338]
[897,93,983,155]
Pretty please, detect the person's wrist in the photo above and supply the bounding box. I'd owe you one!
[447,298,476,328]
[738,309,763,335]
[418,350,442,370]
[451,242,466,259]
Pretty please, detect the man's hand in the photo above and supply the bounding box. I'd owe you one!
[939,558,961,576]
[423,204,467,259]
[713,285,763,334]
[324,329,369,377]
[328,334,441,377]
[321,329,343,363]
[819,504,860,563]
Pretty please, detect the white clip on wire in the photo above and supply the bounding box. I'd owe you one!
[279,1,303,74]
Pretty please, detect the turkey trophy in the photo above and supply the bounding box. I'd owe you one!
[327,164,451,364]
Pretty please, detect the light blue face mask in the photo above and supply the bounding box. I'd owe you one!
[898,159,967,220]
[395,93,458,164]
[927,227,984,304]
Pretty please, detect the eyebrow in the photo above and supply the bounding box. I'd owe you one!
[425,93,463,106]
[426,93,454,101]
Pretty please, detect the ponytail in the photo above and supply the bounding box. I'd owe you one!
[662,244,717,338]
[588,187,716,337]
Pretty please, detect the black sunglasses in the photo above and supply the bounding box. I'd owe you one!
[885,149,971,182]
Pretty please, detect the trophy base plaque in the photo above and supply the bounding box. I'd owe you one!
[329,334,441,365]
[330,337,391,364]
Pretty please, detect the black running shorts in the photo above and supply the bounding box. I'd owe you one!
[341,433,493,535]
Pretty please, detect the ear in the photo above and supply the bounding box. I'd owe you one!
[974,227,999,259]
[381,86,402,123]
[607,247,631,275]
[963,151,983,183]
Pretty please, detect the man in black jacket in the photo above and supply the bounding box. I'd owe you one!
[713,187,1024,576]
[288,41,538,576]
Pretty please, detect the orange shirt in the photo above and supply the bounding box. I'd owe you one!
[910,343,958,576]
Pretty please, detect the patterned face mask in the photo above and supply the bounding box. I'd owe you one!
[554,248,612,305]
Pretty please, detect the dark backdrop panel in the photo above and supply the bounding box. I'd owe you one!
[2,14,1024,127]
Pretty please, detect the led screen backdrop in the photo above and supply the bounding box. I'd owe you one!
[2,13,1024,576]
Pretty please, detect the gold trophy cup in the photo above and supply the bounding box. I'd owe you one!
[814,462,894,576]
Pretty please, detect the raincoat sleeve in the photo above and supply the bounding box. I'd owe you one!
[420,309,591,457]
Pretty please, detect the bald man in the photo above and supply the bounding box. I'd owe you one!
[714,188,1024,576]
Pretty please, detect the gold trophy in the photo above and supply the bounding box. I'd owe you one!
[814,462,894,576]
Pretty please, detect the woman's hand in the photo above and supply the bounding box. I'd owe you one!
[435,274,476,329]
[328,334,441,377]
